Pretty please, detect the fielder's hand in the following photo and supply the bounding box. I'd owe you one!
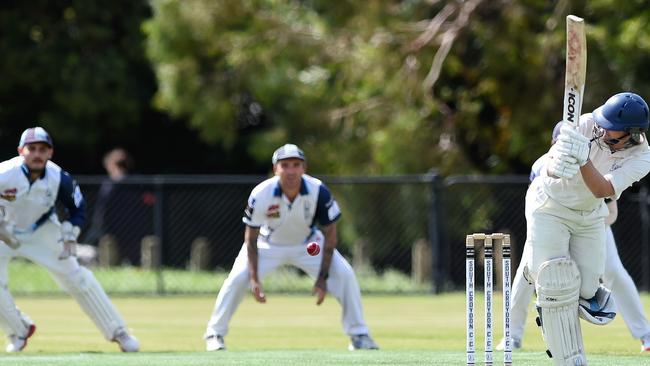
[59,221,80,260]
[58,241,76,260]
[556,125,590,166]
[547,149,580,179]
[313,277,327,305]
[250,280,266,303]
[0,220,19,249]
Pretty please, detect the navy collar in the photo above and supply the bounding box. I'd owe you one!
[21,163,46,181]
[273,177,309,197]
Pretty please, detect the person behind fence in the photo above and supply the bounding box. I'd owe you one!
[523,92,650,364]
[496,121,650,352]
[88,148,145,265]
[0,127,139,352]
[203,143,379,351]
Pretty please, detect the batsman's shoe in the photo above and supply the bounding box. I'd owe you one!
[641,333,650,352]
[206,334,226,351]
[5,324,36,353]
[495,337,521,351]
[348,334,379,350]
[113,330,140,352]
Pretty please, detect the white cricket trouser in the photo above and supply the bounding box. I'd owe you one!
[0,221,127,340]
[509,226,650,342]
[205,234,370,338]
[524,180,608,299]
[603,227,650,339]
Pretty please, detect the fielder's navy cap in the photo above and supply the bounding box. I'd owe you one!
[272,144,305,164]
[18,127,53,148]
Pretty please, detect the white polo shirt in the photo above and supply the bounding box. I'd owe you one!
[0,156,85,234]
[543,114,650,211]
[243,174,341,246]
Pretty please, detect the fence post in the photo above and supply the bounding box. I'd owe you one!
[189,237,212,271]
[427,169,446,294]
[98,234,120,267]
[412,239,432,284]
[153,177,165,294]
[353,238,372,274]
[141,235,161,269]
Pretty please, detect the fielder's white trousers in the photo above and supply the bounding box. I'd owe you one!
[205,235,370,338]
[524,179,608,299]
[510,227,650,342]
[0,221,127,340]
[603,227,650,339]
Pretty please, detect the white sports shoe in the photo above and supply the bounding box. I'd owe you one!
[113,330,140,352]
[206,334,226,351]
[641,333,650,352]
[5,324,36,353]
[495,337,521,351]
[348,334,379,350]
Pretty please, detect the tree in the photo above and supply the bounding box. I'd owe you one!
[146,0,650,175]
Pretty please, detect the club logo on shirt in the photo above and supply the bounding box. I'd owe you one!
[610,162,622,172]
[266,204,280,218]
[0,188,17,201]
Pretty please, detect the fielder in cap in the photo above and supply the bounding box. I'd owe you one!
[0,127,139,353]
[204,143,379,351]
[524,92,650,364]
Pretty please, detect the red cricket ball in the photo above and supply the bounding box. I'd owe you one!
[306,242,320,256]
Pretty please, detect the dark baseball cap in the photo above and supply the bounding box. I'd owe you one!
[18,127,53,148]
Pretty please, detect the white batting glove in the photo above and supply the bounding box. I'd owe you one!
[0,220,19,249]
[555,125,591,166]
[547,149,580,179]
[59,221,80,260]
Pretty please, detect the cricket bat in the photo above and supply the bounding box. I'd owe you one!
[563,15,587,128]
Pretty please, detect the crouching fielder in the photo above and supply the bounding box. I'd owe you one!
[0,127,139,353]
[524,92,650,364]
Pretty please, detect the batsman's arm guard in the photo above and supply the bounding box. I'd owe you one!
[535,257,587,366]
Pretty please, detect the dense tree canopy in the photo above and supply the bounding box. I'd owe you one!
[145,0,650,175]
[1,1,649,175]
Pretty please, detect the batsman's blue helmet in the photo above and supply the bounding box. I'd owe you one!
[592,92,649,133]
[18,127,53,148]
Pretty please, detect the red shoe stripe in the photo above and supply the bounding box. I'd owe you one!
[19,324,36,351]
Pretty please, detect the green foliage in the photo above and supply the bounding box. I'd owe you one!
[0,1,154,151]
[145,1,650,175]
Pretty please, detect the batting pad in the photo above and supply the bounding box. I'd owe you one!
[535,257,586,366]
[0,285,31,337]
[59,267,126,340]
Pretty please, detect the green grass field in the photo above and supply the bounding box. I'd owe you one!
[2,293,650,365]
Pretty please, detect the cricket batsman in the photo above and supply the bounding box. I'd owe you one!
[524,92,650,364]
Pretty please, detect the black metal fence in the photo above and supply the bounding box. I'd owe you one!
[10,173,650,294]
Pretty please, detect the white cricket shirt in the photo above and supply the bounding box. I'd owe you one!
[543,114,650,211]
[243,174,341,246]
[0,156,85,234]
